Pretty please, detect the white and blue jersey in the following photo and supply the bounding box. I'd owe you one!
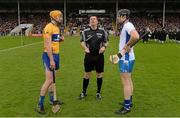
[118,21,136,73]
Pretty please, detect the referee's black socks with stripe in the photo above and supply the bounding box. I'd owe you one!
[97,77,103,93]
[83,78,89,94]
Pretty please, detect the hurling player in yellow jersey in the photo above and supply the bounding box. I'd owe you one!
[35,10,64,114]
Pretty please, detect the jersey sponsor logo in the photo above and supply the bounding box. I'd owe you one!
[96,33,103,39]
[87,35,92,38]
[86,35,93,41]
[52,34,61,42]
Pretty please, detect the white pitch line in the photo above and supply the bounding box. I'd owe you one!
[0,41,42,53]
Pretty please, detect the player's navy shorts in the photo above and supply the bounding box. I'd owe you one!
[84,53,104,73]
[118,60,135,73]
[42,52,60,70]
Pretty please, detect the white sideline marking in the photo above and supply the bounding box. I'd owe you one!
[0,41,42,53]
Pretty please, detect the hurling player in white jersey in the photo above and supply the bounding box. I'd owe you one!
[115,9,139,115]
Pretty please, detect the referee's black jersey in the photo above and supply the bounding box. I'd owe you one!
[80,27,108,55]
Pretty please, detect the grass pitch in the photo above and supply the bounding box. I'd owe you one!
[0,36,179,117]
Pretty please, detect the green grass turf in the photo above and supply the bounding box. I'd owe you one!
[0,36,42,50]
[0,36,179,117]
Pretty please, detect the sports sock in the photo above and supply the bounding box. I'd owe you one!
[124,99,131,110]
[38,96,45,108]
[83,78,89,94]
[49,91,54,103]
[97,77,103,93]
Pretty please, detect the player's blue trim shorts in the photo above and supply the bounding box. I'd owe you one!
[42,52,60,70]
[118,60,135,73]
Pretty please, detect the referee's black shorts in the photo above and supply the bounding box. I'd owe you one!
[84,53,104,73]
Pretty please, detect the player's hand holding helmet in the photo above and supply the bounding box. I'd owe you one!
[109,48,127,64]
[109,54,119,64]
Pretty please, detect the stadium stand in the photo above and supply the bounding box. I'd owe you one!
[0,0,180,42]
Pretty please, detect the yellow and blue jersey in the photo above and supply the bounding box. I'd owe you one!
[42,22,61,70]
[43,23,61,54]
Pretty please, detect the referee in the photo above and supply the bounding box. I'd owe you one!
[79,16,108,100]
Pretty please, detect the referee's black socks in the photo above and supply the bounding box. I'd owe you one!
[97,77,103,93]
[83,78,89,94]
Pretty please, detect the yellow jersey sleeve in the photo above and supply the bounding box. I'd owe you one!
[43,24,53,39]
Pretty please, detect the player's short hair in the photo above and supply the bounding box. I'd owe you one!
[118,9,130,18]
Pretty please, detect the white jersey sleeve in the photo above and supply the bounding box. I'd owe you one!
[124,22,135,35]
[119,22,136,61]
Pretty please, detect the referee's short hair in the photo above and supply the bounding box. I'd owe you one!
[89,15,98,20]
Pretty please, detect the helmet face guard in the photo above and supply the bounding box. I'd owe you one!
[50,10,63,24]
[51,16,63,24]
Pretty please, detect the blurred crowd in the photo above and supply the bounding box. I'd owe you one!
[0,14,18,36]
[130,15,180,43]
[0,13,180,43]
[0,13,49,36]
[66,13,114,36]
